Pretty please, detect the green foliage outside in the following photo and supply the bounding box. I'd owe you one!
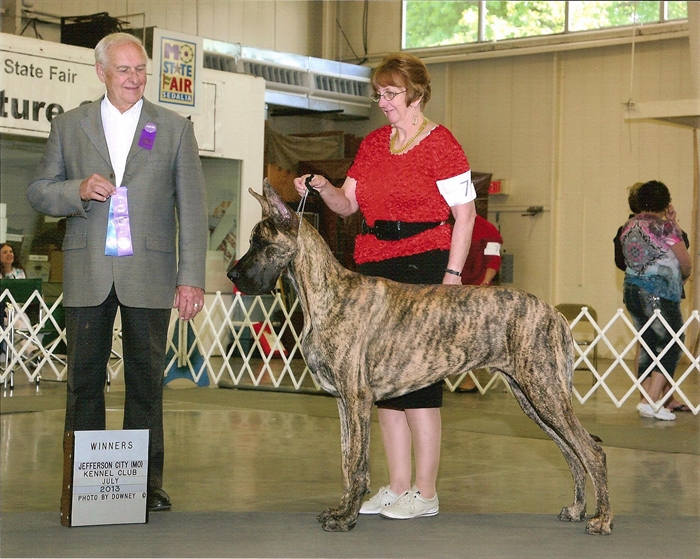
[403,1,688,49]
[667,1,688,20]
[404,2,479,48]
[484,1,565,40]
[569,1,664,31]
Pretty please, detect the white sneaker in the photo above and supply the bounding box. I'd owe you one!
[379,486,439,519]
[637,402,676,421]
[359,486,400,515]
[652,406,676,421]
[636,402,655,418]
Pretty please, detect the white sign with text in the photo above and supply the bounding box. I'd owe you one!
[70,430,149,526]
[0,35,103,136]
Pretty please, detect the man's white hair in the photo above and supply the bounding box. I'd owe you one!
[94,33,148,65]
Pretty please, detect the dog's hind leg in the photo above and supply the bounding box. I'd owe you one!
[557,413,613,535]
[317,395,373,532]
[502,376,588,521]
[549,409,612,535]
[504,375,613,535]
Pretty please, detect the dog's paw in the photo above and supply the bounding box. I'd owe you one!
[321,516,357,532]
[585,514,613,535]
[317,508,337,523]
[558,505,586,522]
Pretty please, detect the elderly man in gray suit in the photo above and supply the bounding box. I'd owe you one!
[27,33,208,512]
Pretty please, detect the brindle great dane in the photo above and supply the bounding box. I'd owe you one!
[227,180,613,535]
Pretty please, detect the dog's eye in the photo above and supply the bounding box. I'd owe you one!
[250,232,266,247]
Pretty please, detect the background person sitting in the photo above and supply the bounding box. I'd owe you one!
[1,243,26,279]
[1,242,28,361]
[455,215,503,393]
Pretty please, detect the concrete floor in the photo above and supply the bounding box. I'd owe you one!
[1,362,699,558]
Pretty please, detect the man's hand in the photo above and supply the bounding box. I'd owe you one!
[80,173,116,202]
[174,285,205,321]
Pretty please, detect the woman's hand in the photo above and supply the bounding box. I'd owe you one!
[293,175,360,218]
[293,174,328,197]
[442,272,462,286]
[665,204,677,222]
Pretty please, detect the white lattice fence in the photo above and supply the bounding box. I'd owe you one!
[2,289,698,414]
[568,306,700,414]
[1,289,67,386]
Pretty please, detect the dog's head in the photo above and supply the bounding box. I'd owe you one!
[227,179,300,294]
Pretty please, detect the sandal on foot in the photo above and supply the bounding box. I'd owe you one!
[670,404,691,412]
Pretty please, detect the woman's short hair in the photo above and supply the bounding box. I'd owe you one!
[636,180,671,213]
[94,33,148,66]
[371,53,431,109]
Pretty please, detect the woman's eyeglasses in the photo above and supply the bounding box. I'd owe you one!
[370,90,406,102]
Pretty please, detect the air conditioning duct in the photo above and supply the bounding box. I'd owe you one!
[203,39,372,120]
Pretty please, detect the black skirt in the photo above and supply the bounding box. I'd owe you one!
[357,249,449,410]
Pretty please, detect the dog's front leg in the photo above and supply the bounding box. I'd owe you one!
[317,396,373,532]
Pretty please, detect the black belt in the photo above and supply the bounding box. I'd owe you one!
[361,220,445,241]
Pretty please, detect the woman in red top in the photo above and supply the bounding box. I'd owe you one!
[295,53,476,520]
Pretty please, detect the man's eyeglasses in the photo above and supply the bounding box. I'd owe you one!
[370,90,406,103]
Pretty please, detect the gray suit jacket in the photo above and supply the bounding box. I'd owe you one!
[27,97,208,309]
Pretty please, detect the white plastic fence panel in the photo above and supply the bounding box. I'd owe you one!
[1,289,697,414]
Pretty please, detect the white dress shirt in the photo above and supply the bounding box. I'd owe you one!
[101,96,143,187]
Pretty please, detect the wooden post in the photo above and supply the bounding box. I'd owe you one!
[60,431,74,527]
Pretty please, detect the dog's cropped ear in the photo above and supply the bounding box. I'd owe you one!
[249,187,271,215]
[250,179,299,233]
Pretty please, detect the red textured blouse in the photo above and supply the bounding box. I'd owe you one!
[348,124,470,264]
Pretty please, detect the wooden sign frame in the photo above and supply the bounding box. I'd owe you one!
[61,430,149,527]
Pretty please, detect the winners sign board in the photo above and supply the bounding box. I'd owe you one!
[61,430,149,527]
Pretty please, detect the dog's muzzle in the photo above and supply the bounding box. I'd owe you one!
[227,260,280,295]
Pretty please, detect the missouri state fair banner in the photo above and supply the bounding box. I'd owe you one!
[151,28,203,115]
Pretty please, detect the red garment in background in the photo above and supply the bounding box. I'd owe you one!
[461,215,503,285]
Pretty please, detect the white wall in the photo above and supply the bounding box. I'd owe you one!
[445,53,556,302]
[4,0,323,56]
[330,2,696,353]
[554,39,694,314]
[193,66,266,260]
[442,40,694,351]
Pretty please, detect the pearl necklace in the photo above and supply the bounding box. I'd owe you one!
[390,117,428,154]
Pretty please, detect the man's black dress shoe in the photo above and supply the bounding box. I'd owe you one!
[147,488,172,512]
